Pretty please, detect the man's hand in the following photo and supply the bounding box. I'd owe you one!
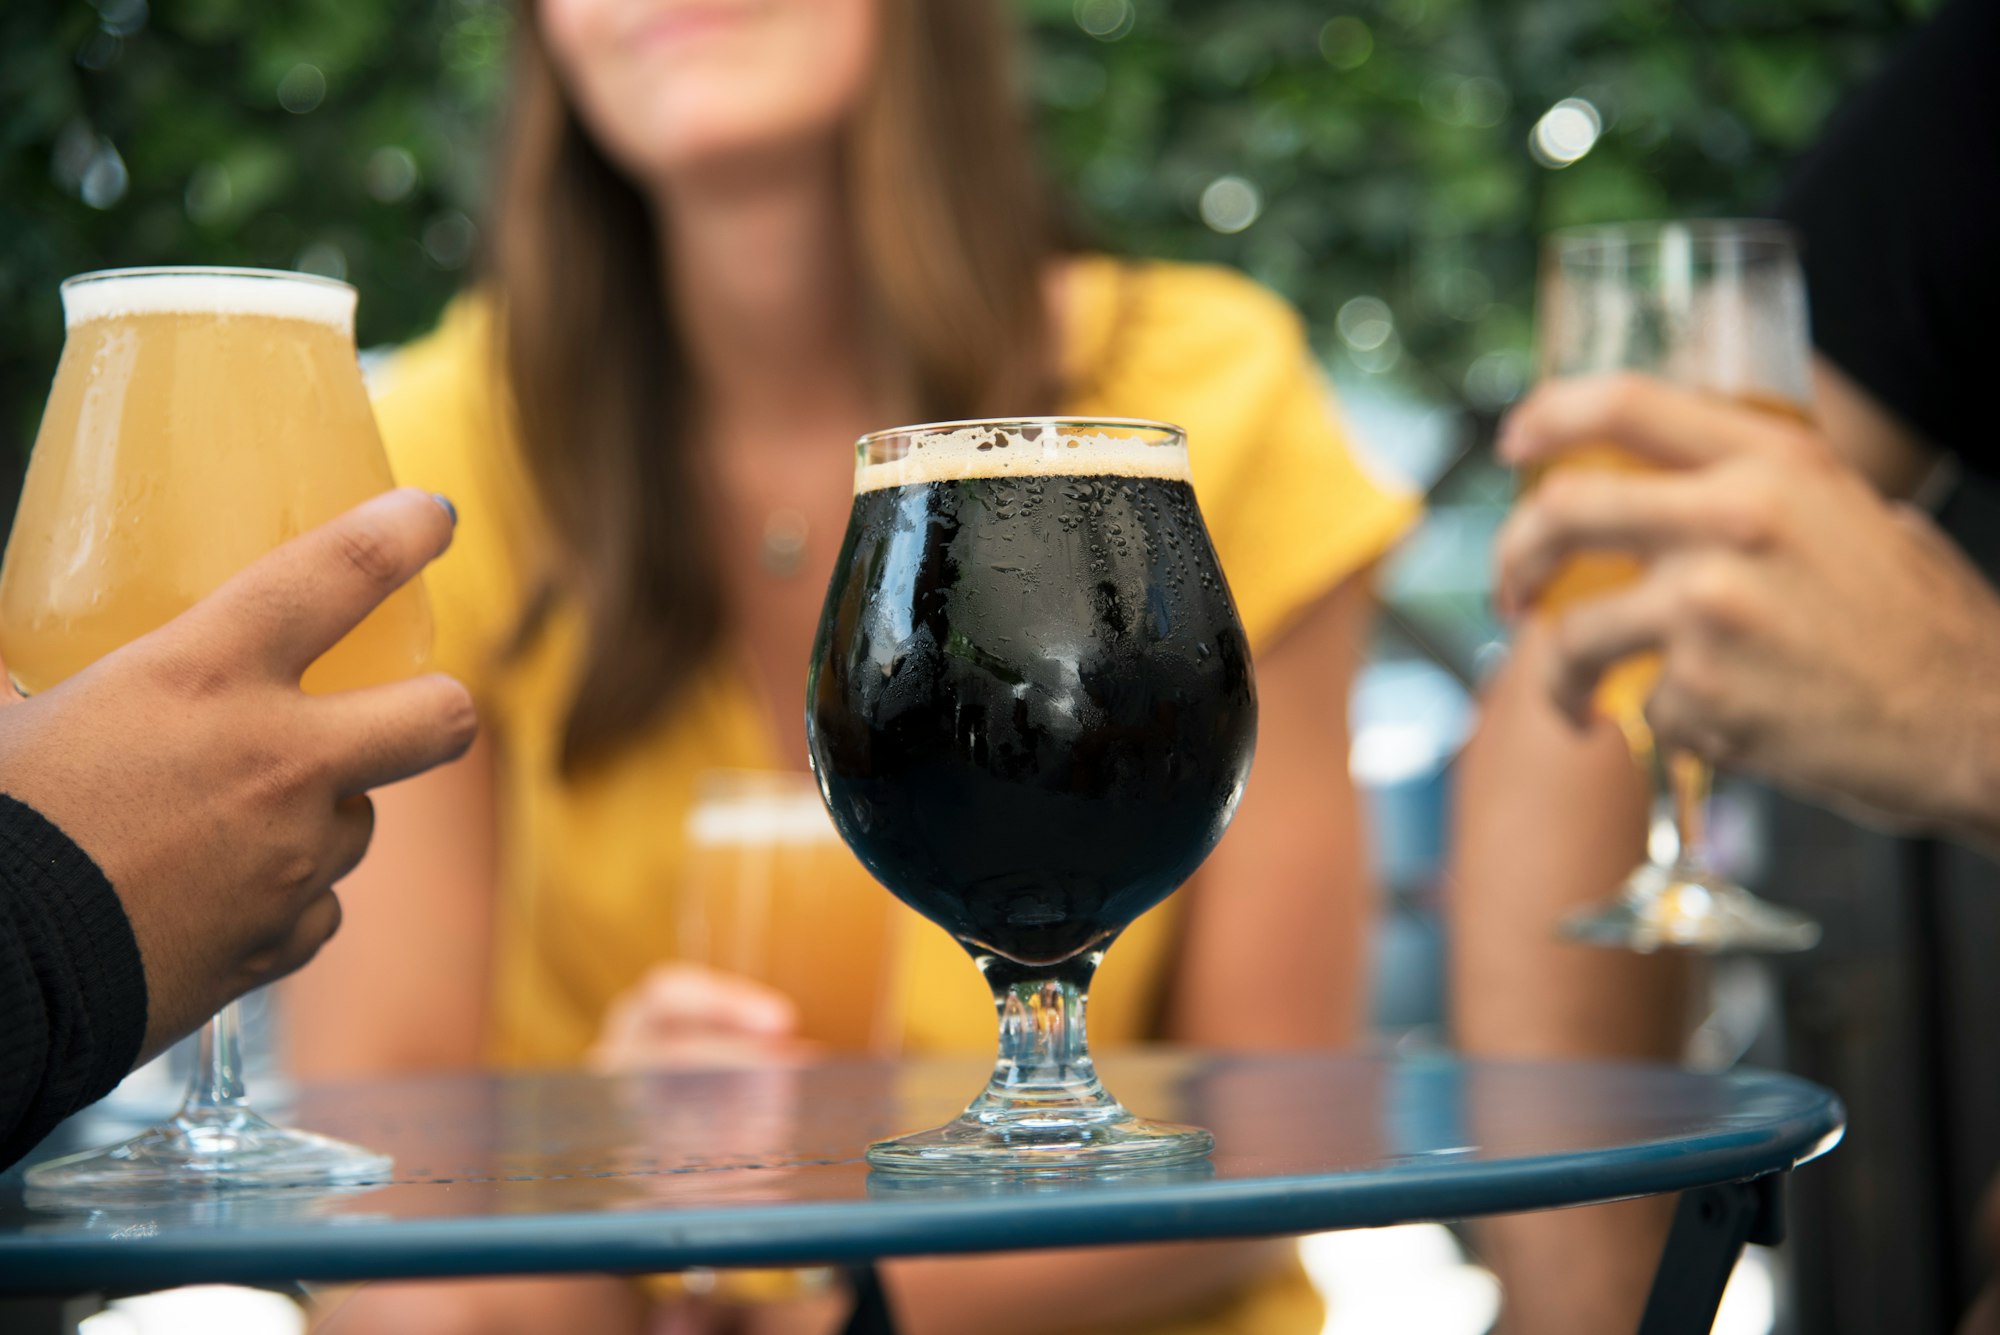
[1496,373,2000,844]
[0,488,478,1058]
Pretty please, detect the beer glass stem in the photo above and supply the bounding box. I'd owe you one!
[180,1002,252,1121]
[969,952,1122,1124]
[1667,751,1711,872]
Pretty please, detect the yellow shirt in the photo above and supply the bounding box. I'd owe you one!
[373,254,1418,1335]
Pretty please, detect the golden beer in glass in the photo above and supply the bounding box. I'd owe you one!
[9,267,429,1192]
[683,772,907,1053]
[1,273,428,693]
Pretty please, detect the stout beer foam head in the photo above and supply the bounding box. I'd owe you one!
[855,418,1191,494]
[62,268,356,331]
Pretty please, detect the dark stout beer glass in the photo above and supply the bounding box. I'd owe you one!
[807,417,1256,1171]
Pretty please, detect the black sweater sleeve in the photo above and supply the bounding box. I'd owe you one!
[0,793,148,1171]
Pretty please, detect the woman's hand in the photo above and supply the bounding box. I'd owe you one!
[587,963,807,1072]
[1496,373,2000,843]
[0,488,477,1060]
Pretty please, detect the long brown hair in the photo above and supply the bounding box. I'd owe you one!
[490,0,1058,776]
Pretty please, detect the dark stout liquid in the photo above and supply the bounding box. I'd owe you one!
[807,471,1256,967]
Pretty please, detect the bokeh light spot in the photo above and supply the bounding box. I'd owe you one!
[80,139,128,210]
[1037,53,1108,110]
[1338,296,1395,352]
[1074,0,1135,42]
[423,211,477,269]
[278,63,327,115]
[294,241,348,282]
[90,0,147,39]
[1462,350,1530,409]
[76,30,122,71]
[1458,77,1510,129]
[1199,176,1262,234]
[1530,97,1602,167]
[1318,17,1373,71]
[365,146,420,204]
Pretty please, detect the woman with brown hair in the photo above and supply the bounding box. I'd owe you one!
[295,0,1416,1330]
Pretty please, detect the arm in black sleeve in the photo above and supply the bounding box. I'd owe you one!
[1774,0,2000,464]
[0,793,148,1171]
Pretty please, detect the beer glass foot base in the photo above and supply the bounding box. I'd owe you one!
[25,1104,393,1195]
[867,1112,1213,1174]
[1561,862,1820,955]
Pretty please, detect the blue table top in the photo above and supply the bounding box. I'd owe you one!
[0,1051,1843,1295]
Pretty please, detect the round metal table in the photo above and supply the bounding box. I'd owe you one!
[0,1051,1844,1334]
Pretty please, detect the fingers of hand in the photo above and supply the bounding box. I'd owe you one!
[283,889,345,972]
[326,794,376,885]
[1499,373,1819,471]
[275,890,344,978]
[241,795,370,979]
[625,963,800,1039]
[1544,581,1677,727]
[310,673,477,797]
[1643,687,1739,769]
[1496,468,1725,615]
[193,489,456,679]
[237,890,344,990]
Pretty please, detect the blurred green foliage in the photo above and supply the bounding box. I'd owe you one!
[1,0,1930,465]
[1028,0,1928,412]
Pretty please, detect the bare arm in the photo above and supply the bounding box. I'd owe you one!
[1167,574,1371,1047]
[284,732,499,1075]
[294,732,638,1335]
[1812,354,1941,500]
[1449,624,1690,1334]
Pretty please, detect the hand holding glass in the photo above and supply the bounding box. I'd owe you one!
[1528,222,1820,953]
[3,268,431,1190]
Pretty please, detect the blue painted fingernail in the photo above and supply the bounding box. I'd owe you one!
[431,492,458,527]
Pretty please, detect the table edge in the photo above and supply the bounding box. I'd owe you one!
[0,1084,1846,1294]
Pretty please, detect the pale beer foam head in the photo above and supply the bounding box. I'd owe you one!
[855,418,1190,494]
[61,267,356,332]
[689,788,841,847]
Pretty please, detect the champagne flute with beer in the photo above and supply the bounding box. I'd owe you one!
[1529,222,1821,953]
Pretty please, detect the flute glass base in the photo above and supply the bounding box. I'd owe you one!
[1561,862,1820,955]
[25,1104,393,1194]
[867,1105,1214,1174]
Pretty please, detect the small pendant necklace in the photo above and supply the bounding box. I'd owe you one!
[760,507,810,578]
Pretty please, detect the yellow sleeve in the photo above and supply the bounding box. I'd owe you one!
[1203,339,1419,651]
[369,297,541,705]
[1075,260,1421,651]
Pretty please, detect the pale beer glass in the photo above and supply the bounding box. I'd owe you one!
[1531,222,1820,953]
[682,771,906,1053]
[4,267,431,1190]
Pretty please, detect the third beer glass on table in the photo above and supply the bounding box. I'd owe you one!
[1530,222,1820,953]
[807,417,1256,1172]
[682,771,905,1053]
